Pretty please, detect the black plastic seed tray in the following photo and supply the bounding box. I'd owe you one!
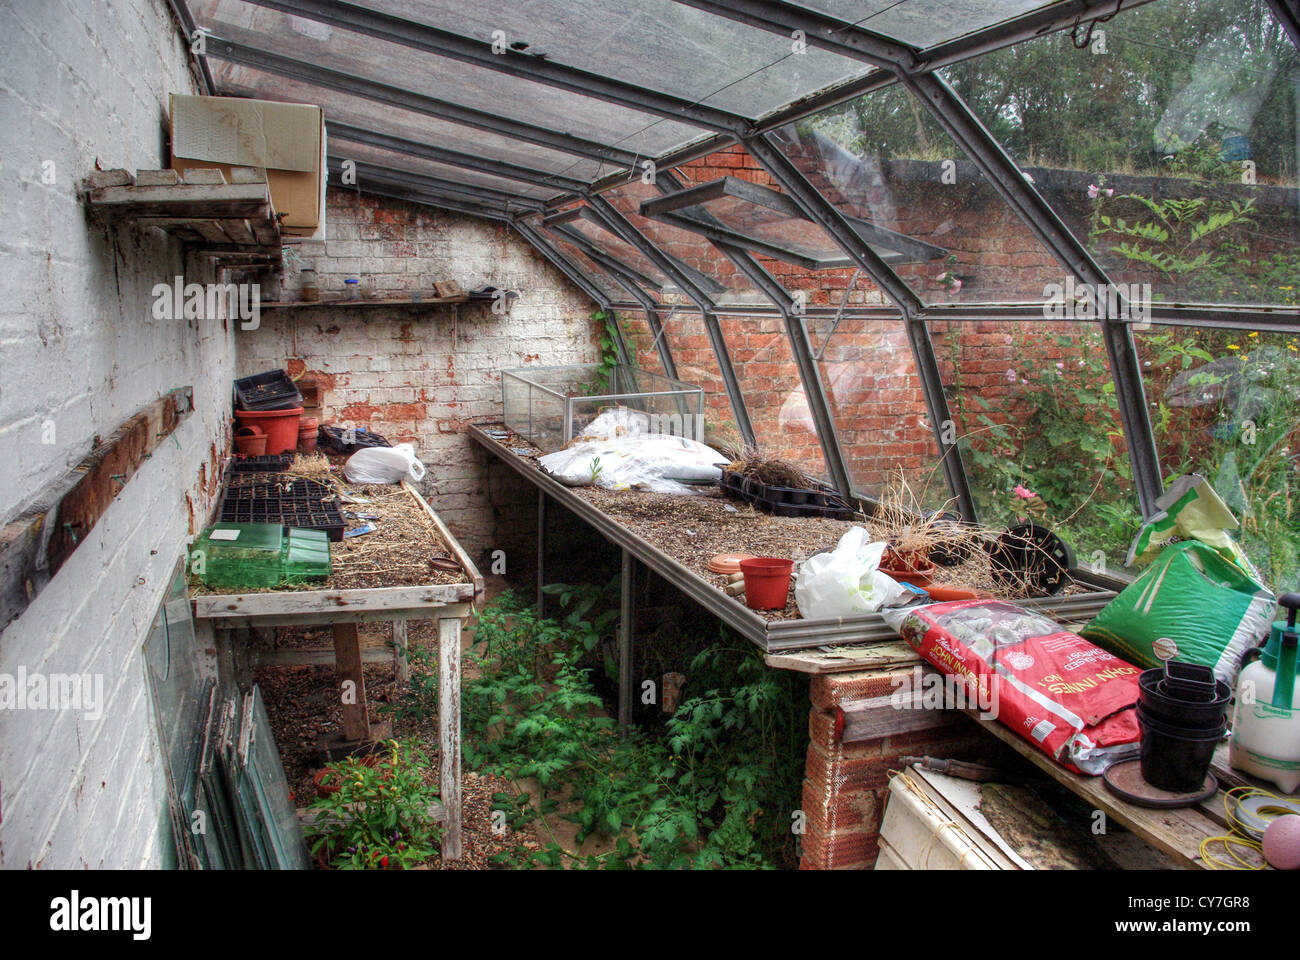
[318,424,391,455]
[719,470,855,519]
[218,474,344,540]
[234,369,302,412]
[229,454,294,473]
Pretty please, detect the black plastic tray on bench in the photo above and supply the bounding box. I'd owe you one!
[234,369,302,411]
[229,454,294,473]
[719,470,856,520]
[217,473,345,541]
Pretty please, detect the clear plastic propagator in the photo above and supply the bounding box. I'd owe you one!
[500,363,705,453]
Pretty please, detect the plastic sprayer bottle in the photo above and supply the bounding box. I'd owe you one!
[1231,593,1300,793]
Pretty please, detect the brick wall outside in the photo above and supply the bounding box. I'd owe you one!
[236,187,604,565]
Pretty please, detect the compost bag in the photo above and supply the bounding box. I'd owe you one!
[537,433,726,494]
[883,600,1141,774]
[1081,539,1274,685]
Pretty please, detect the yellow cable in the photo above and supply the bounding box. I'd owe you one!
[1199,785,1294,869]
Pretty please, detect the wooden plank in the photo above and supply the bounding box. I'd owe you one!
[192,583,475,621]
[222,218,256,245]
[439,616,463,861]
[258,296,470,309]
[180,168,228,185]
[401,480,484,598]
[0,387,193,633]
[393,619,410,685]
[253,645,394,667]
[135,168,181,186]
[839,692,956,743]
[137,217,231,245]
[87,181,271,219]
[765,640,923,675]
[963,710,1223,868]
[333,622,370,741]
[250,217,279,247]
[80,169,135,190]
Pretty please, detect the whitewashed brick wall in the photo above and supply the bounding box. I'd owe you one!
[0,0,233,867]
[238,188,604,561]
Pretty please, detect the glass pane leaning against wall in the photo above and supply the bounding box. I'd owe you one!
[946,0,1300,308]
[1137,326,1300,594]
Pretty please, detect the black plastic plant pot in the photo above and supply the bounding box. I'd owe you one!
[1137,707,1224,793]
[1138,669,1231,729]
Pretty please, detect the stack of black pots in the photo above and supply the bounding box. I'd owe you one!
[1137,660,1231,792]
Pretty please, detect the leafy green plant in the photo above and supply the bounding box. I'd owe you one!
[588,310,632,395]
[306,739,443,869]
[444,589,807,869]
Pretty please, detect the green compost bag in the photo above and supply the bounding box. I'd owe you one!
[1081,540,1274,686]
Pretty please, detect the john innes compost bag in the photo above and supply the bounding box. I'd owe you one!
[1081,539,1274,686]
[883,600,1142,774]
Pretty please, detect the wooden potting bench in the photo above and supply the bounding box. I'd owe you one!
[192,481,482,861]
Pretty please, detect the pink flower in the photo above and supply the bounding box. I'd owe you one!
[1055,361,1064,369]
[1087,183,1100,199]
[949,277,962,293]
[1013,484,1037,500]
[1005,368,1016,382]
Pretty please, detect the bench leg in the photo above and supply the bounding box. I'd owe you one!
[439,616,462,861]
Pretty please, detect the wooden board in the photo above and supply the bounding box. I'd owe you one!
[0,387,193,632]
[765,640,923,675]
[258,296,470,309]
[402,480,484,599]
[334,622,370,741]
[192,584,474,627]
[962,709,1235,869]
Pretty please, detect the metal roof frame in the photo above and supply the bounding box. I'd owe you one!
[639,173,949,267]
[165,0,1300,529]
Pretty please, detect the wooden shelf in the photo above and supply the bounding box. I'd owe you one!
[260,295,470,309]
[80,167,281,262]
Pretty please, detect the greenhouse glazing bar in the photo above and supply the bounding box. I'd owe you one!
[202,35,642,169]
[743,131,979,521]
[238,0,749,135]
[326,122,589,194]
[513,221,614,315]
[586,196,758,449]
[653,169,855,498]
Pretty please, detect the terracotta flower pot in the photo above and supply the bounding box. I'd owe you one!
[234,426,267,457]
[880,547,936,587]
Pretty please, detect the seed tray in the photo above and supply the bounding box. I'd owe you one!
[218,473,344,541]
[719,470,855,519]
[229,454,294,473]
[234,369,302,412]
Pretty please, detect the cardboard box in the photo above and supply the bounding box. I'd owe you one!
[169,94,326,237]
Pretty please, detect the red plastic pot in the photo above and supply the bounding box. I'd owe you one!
[739,557,794,610]
[298,416,319,453]
[235,406,303,455]
[234,426,267,457]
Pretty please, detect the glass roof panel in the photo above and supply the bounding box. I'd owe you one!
[214,63,616,182]
[796,0,1058,49]
[559,216,675,293]
[669,148,900,310]
[604,180,772,307]
[541,230,631,302]
[368,0,873,119]
[773,83,1066,306]
[947,0,1300,308]
[328,138,557,200]
[191,0,705,157]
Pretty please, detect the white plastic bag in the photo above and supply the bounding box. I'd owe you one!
[537,434,726,494]
[795,526,906,618]
[343,442,426,484]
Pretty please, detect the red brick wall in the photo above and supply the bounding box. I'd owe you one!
[799,668,987,870]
